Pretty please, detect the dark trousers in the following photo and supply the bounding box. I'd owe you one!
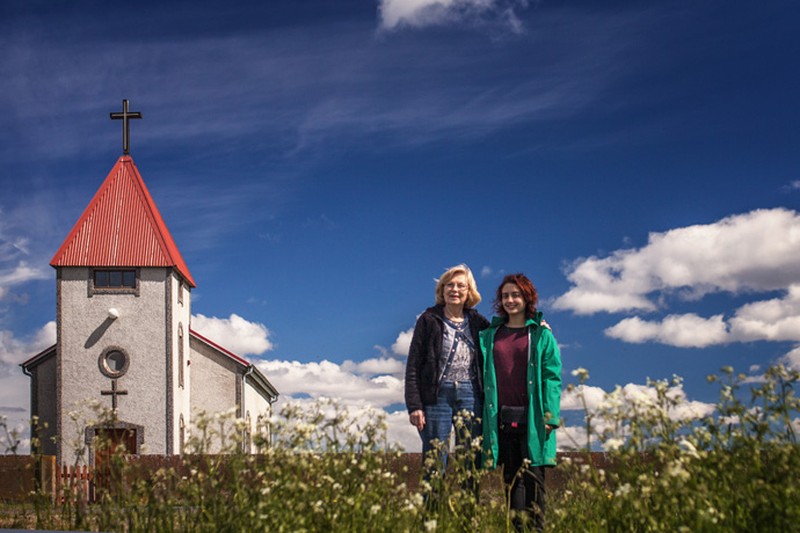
[498,431,546,532]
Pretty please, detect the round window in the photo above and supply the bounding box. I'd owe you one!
[98,347,130,378]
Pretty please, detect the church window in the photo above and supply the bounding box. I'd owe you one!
[179,415,186,455]
[94,269,136,288]
[98,346,130,378]
[245,411,252,453]
[178,324,185,388]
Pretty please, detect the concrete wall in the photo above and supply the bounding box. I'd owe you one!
[168,272,192,455]
[188,337,239,453]
[58,267,170,465]
[243,380,272,452]
[31,356,58,457]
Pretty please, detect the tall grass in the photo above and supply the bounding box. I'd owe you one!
[1,364,798,532]
[551,364,800,532]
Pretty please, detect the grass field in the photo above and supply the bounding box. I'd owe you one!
[1,364,798,532]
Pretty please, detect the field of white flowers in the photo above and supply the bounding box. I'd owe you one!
[1,364,798,532]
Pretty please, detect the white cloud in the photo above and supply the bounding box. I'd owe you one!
[605,314,729,348]
[780,345,800,371]
[561,384,607,412]
[341,356,405,376]
[553,208,800,349]
[602,286,800,348]
[0,321,56,370]
[559,379,715,451]
[0,262,49,302]
[0,321,56,454]
[392,327,414,356]
[386,410,422,452]
[256,359,404,409]
[378,0,527,33]
[555,208,800,315]
[191,313,273,356]
[728,285,800,342]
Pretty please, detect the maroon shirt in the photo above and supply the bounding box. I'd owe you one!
[493,325,529,407]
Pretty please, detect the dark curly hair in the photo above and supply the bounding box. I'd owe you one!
[493,273,538,320]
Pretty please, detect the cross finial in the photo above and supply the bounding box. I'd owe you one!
[109,99,142,155]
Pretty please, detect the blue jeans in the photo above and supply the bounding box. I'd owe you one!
[419,380,482,471]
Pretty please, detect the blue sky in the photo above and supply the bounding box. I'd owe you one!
[1,0,799,452]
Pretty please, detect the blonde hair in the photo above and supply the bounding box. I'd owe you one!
[435,264,481,308]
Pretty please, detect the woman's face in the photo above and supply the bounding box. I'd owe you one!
[443,273,469,307]
[501,282,526,319]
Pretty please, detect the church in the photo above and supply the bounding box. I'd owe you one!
[21,101,279,466]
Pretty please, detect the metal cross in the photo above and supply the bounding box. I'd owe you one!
[101,379,128,411]
[109,99,142,155]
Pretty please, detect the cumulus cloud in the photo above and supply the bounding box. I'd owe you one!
[0,321,56,454]
[602,286,800,348]
[605,314,730,348]
[378,0,528,33]
[191,313,274,356]
[555,208,800,315]
[554,208,800,349]
[780,346,800,371]
[392,327,414,356]
[256,359,403,409]
[341,356,405,376]
[559,379,715,451]
[728,285,800,342]
[0,321,56,370]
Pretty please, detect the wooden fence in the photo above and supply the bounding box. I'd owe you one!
[57,463,95,504]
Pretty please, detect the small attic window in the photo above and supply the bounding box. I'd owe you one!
[91,269,139,296]
[95,269,136,288]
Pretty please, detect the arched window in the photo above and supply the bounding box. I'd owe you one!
[179,414,185,455]
[178,323,185,388]
[245,411,252,453]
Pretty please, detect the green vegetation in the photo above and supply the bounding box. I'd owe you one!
[1,365,798,532]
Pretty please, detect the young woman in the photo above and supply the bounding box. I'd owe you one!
[404,264,489,471]
[481,273,562,532]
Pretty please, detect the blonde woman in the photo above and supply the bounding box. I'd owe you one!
[404,264,489,472]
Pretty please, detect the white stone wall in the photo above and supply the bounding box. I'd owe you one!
[58,267,170,465]
[188,337,238,453]
[243,379,272,452]
[170,272,192,455]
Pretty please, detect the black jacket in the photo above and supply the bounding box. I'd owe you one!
[404,305,490,414]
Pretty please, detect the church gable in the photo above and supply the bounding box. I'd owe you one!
[189,330,278,413]
[50,156,195,287]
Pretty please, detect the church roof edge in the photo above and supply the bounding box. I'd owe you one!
[21,344,56,371]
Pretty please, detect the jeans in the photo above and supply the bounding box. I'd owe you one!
[419,380,481,471]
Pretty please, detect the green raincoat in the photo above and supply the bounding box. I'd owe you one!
[481,312,562,468]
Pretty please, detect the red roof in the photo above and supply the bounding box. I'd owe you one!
[189,328,250,367]
[50,156,196,287]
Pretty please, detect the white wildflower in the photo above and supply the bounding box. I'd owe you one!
[603,437,625,452]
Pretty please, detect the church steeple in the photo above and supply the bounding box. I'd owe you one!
[50,156,196,287]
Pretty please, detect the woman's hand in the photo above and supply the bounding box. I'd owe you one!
[409,410,426,431]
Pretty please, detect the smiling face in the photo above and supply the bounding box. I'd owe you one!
[501,282,526,320]
[443,273,469,308]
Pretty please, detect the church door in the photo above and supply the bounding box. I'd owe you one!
[94,428,137,496]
